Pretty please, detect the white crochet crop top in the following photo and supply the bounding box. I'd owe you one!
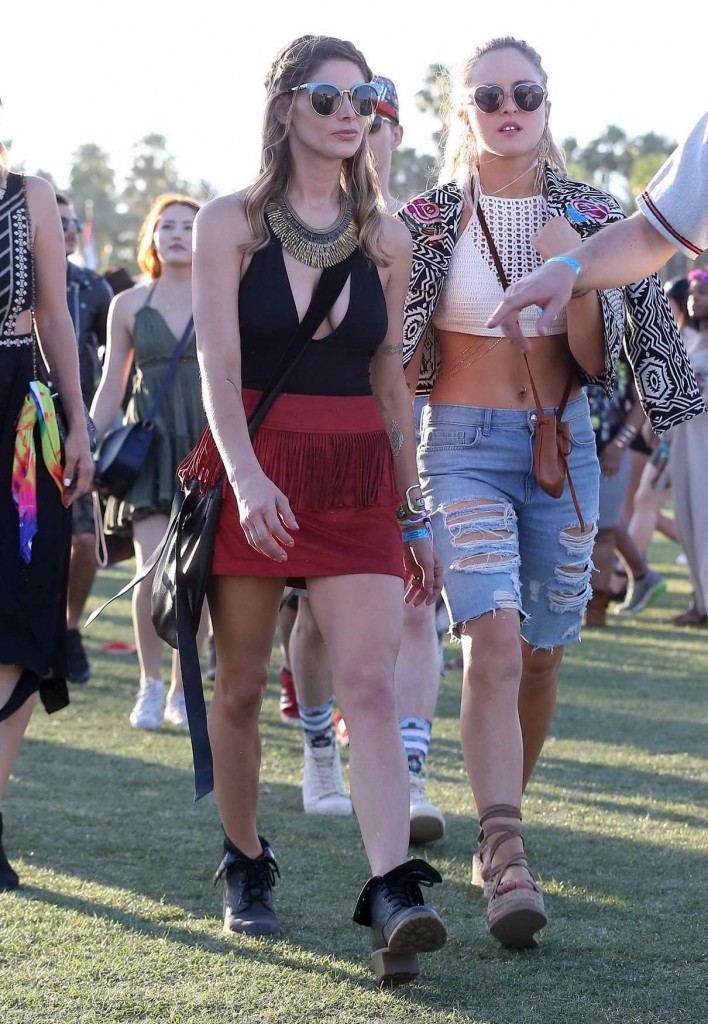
[433,192,568,337]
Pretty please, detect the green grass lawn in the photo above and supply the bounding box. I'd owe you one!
[1,538,706,1024]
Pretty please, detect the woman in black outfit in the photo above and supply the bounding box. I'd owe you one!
[0,137,93,889]
[179,36,446,986]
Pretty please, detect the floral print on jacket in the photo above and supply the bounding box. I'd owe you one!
[397,167,704,435]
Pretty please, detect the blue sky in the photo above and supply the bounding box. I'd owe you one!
[3,1,705,196]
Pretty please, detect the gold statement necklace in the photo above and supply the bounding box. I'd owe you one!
[266,191,358,268]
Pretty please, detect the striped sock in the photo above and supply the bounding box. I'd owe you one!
[399,717,432,777]
[298,698,335,749]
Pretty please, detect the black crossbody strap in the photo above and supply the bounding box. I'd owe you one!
[143,315,195,424]
[85,252,358,631]
[247,252,356,438]
[477,197,583,526]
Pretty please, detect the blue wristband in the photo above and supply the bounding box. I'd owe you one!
[402,527,429,543]
[546,255,582,277]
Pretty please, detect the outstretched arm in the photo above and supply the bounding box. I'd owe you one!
[488,213,678,348]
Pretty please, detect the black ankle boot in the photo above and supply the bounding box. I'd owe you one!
[0,812,20,892]
[352,859,447,987]
[213,835,281,938]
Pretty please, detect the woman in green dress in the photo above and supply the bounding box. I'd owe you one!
[91,194,207,730]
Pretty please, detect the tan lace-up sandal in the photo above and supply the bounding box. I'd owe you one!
[471,825,493,899]
[479,804,547,949]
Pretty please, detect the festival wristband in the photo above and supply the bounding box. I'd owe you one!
[546,255,582,277]
[402,527,430,543]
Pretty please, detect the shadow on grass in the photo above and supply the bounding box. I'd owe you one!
[7,734,706,1017]
[551,700,706,757]
[531,756,708,822]
[10,885,366,988]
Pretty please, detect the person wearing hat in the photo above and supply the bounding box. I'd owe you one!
[367,76,405,214]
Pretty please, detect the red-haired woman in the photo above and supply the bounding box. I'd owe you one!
[91,194,206,730]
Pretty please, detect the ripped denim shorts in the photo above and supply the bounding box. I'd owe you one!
[418,394,599,649]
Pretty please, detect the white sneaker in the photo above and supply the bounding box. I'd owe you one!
[409,774,446,845]
[163,691,188,727]
[302,740,352,816]
[129,677,164,730]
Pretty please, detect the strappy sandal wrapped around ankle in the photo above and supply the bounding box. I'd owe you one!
[479,804,547,949]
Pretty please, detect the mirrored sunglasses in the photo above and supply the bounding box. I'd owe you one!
[471,83,546,114]
[290,81,379,117]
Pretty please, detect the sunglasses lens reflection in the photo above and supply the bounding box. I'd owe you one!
[514,84,545,111]
[473,85,505,113]
[309,84,342,115]
[351,85,378,116]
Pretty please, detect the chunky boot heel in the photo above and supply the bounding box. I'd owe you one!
[479,805,547,949]
[353,859,447,988]
[371,948,420,988]
[213,835,281,938]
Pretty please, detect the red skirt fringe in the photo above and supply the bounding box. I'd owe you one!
[178,390,404,584]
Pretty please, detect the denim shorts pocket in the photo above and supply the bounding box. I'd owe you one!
[568,417,597,448]
[419,425,481,452]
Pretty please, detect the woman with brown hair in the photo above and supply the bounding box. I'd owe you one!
[180,35,446,985]
[399,36,698,949]
[91,194,207,730]
[0,135,93,889]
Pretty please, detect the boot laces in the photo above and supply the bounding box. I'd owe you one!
[236,856,280,909]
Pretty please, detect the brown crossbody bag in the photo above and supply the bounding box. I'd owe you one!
[475,202,585,529]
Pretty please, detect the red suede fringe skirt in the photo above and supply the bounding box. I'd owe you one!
[178,390,405,586]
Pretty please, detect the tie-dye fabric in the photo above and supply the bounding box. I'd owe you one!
[12,381,65,563]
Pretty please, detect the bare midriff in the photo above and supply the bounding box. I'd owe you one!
[430,329,583,409]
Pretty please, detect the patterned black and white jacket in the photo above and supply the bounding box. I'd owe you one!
[397,167,704,434]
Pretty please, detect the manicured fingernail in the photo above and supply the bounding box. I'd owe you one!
[63,477,72,486]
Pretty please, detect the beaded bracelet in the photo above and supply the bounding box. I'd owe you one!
[613,424,639,450]
[396,503,427,528]
[399,514,428,529]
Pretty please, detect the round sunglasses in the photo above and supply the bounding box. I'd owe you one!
[289,81,379,118]
[471,83,546,115]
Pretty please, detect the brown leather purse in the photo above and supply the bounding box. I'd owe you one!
[476,201,585,528]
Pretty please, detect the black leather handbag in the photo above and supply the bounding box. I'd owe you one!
[93,315,194,498]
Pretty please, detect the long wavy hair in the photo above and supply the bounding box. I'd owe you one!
[244,35,388,266]
[136,193,200,280]
[439,37,567,188]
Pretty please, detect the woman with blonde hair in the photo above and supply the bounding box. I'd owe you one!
[179,34,446,985]
[0,134,93,888]
[91,193,207,730]
[399,37,699,948]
